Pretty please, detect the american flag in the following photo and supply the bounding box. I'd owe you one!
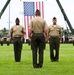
[23,1,44,39]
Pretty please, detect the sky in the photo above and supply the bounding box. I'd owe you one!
[0,0,74,30]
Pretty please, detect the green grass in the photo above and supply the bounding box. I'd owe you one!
[0,44,74,75]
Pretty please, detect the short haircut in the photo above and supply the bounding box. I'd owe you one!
[35,9,40,16]
[53,17,57,19]
[15,17,19,21]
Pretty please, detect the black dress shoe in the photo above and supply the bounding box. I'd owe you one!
[51,60,54,62]
[51,60,59,62]
[37,64,42,68]
[15,61,20,62]
[33,64,39,68]
[34,66,38,68]
[55,60,59,62]
[39,65,42,68]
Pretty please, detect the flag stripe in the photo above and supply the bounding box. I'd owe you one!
[24,17,26,34]
[36,2,38,9]
[42,1,44,18]
[39,2,41,11]
[27,16,29,38]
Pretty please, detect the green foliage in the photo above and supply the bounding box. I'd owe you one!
[1,28,8,37]
[0,44,74,75]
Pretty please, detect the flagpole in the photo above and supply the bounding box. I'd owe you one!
[8,3,10,35]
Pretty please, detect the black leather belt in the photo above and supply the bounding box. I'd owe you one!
[50,36,59,38]
[14,36,21,38]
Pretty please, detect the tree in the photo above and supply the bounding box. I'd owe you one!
[2,28,8,37]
